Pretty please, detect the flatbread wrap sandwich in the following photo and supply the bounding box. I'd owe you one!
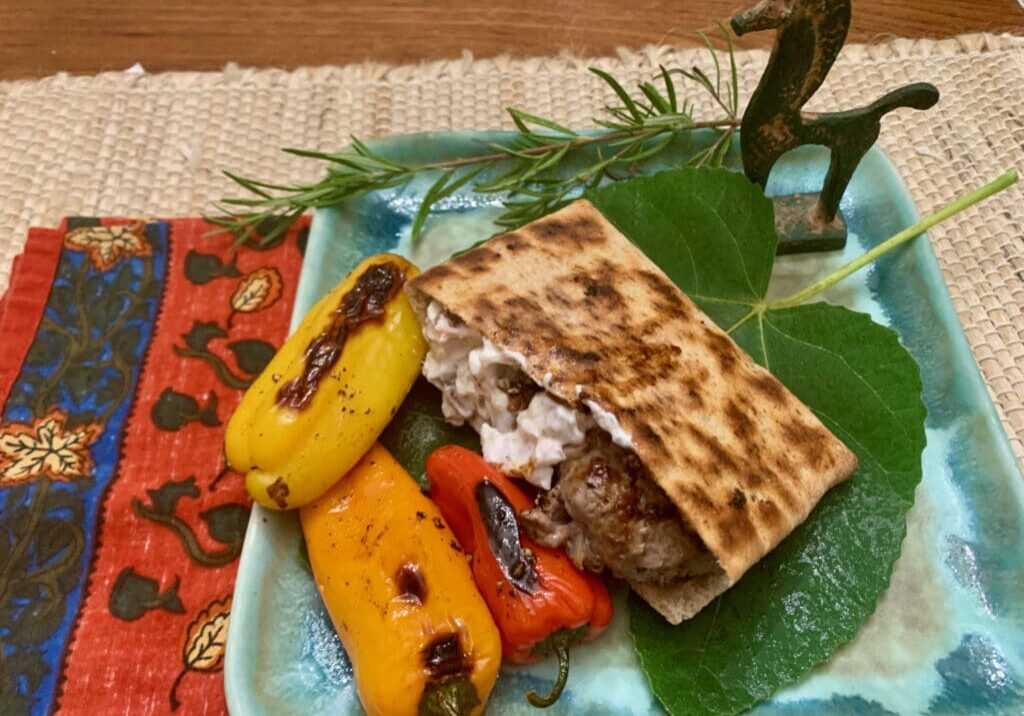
[405,199,858,624]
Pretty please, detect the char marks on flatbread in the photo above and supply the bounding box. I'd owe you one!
[407,199,857,622]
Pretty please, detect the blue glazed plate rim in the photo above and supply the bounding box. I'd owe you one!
[225,131,1024,716]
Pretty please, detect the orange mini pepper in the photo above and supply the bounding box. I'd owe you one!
[301,444,502,716]
[426,445,613,707]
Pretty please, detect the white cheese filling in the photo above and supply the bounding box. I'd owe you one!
[583,398,635,450]
[421,301,634,489]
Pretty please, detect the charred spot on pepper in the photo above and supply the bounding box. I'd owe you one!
[360,520,375,546]
[509,560,529,581]
[267,477,289,509]
[422,633,470,680]
[395,562,427,604]
[475,480,539,594]
[276,261,405,410]
[432,516,445,529]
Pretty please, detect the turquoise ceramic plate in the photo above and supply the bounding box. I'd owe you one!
[224,132,1024,715]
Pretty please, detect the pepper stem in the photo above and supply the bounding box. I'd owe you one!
[526,642,571,708]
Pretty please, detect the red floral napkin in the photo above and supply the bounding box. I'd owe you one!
[0,217,307,715]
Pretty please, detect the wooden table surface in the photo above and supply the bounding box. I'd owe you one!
[3,0,1023,80]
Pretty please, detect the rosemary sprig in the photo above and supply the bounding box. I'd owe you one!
[212,26,740,246]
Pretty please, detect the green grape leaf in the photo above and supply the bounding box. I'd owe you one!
[590,167,778,329]
[587,168,926,716]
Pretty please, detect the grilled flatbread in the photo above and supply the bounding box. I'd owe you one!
[406,199,858,623]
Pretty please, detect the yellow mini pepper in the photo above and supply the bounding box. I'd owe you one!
[225,253,427,510]
[301,444,502,716]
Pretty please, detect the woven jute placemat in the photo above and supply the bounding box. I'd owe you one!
[1,33,1022,465]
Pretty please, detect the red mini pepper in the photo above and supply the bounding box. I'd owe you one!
[426,445,613,707]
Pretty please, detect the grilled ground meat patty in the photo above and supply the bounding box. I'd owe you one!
[520,430,717,585]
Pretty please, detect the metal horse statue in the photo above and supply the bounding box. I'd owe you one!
[732,0,939,242]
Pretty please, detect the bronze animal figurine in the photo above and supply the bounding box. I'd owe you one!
[732,0,939,229]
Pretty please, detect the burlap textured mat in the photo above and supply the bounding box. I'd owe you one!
[0,33,1021,465]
